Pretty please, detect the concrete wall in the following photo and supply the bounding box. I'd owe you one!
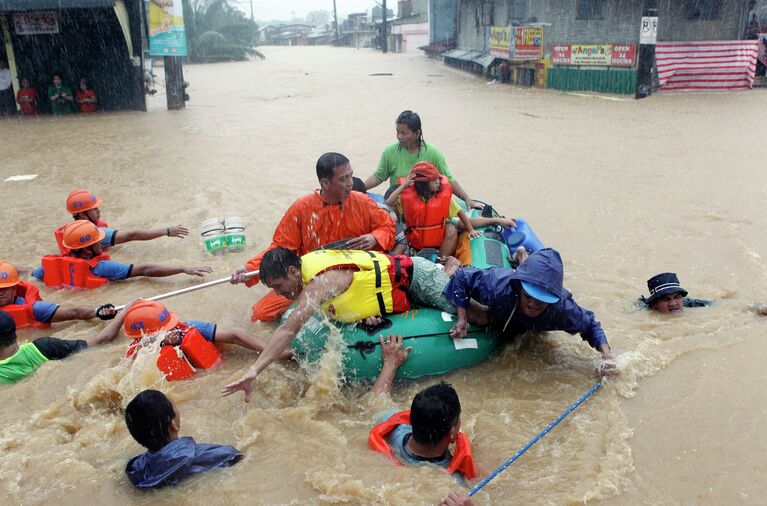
[456,0,751,53]
[430,0,457,42]
[392,21,430,52]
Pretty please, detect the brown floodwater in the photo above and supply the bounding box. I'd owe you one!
[1,46,766,505]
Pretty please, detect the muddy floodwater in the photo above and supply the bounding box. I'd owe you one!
[1,46,766,505]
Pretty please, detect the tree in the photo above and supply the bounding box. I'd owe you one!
[181,0,265,63]
[306,9,331,28]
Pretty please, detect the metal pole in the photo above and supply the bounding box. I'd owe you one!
[250,0,255,44]
[382,0,388,53]
[635,0,658,99]
[333,0,340,44]
[114,270,259,312]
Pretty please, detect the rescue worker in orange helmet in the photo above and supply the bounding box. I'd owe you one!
[0,260,115,329]
[123,300,292,381]
[35,220,212,289]
[53,189,188,255]
[368,335,477,482]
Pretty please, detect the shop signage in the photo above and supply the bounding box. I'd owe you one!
[13,11,58,35]
[149,0,188,57]
[551,44,636,66]
[489,26,511,58]
[512,26,544,60]
[489,25,544,60]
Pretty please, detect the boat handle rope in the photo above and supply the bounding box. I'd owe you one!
[347,329,487,359]
[467,380,603,497]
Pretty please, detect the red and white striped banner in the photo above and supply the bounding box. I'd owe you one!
[656,40,760,91]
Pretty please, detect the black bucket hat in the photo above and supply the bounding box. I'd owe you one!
[645,272,688,306]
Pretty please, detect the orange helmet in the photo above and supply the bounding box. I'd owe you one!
[123,300,180,338]
[0,260,20,289]
[66,189,102,214]
[61,220,106,250]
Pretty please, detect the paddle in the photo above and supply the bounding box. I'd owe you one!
[107,270,260,313]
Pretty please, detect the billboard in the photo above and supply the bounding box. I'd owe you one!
[148,0,188,57]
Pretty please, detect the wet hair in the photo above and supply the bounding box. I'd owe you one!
[0,310,18,348]
[383,184,400,201]
[51,72,62,81]
[125,390,175,452]
[352,177,367,194]
[260,247,301,283]
[316,152,350,182]
[396,110,424,151]
[414,179,439,201]
[410,382,461,448]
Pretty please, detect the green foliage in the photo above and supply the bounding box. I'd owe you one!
[181,0,263,63]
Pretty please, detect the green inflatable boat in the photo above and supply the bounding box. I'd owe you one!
[286,205,518,381]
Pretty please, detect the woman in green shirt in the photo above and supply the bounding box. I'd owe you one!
[364,110,477,209]
[48,72,74,115]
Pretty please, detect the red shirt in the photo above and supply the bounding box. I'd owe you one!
[244,190,395,285]
[76,89,96,113]
[16,88,37,115]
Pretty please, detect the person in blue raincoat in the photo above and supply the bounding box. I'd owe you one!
[443,248,617,375]
[124,390,242,488]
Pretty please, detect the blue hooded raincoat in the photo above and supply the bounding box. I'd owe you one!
[443,248,608,350]
[126,437,243,489]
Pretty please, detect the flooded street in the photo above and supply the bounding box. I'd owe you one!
[1,46,766,505]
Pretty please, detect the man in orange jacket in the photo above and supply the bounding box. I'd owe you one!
[230,152,395,322]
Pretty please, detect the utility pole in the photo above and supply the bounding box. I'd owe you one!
[382,0,388,53]
[333,0,339,44]
[635,0,658,99]
[250,0,255,45]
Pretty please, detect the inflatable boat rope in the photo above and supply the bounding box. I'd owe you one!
[468,381,603,497]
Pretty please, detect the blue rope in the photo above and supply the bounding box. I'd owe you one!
[467,380,603,497]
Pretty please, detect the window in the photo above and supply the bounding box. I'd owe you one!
[685,0,721,20]
[576,0,607,20]
[510,0,528,21]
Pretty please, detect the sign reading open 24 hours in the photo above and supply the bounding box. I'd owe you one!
[551,44,636,66]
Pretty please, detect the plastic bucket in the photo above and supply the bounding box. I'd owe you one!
[200,218,226,255]
[224,216,246,252]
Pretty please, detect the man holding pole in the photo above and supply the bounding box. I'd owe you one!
[230,152,395,322]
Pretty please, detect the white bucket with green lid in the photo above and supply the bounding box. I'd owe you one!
[224,216,246,252]
[201,218,226,255]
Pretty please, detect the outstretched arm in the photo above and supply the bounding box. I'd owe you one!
[50,305,97,322]
[130,264,212,278]
[371,335,411,396]
[221,270,353,401]
[85,305,130,347]
[114,225,188,244]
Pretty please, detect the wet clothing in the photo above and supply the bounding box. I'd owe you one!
[639,296,713,309]
[408,257,455,313]
[0,337,88,384]
[444,248,609,350]
[10,295,59,324]
[375,142,453,185]
[125,436,243,489]
[374,409,453,468]
[100,227,117,249]
[75,89,96,112]
[16,87,38,115]
[48,85,74,115]
[31,259,132,281]
[245,190,395,322]
[183,320,216,342]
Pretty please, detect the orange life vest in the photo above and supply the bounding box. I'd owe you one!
[55,219,109,255]
[1,281,51,330]
[41,253,110,289]
[368,410,477,480]
[399,176,453,250]
[127,323,223,381]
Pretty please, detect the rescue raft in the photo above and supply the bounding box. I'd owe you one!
[287,201,544,381]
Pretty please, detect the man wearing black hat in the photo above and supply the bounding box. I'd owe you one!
[641,273,712,314]
[0,307,127,384]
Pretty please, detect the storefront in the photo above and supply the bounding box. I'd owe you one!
[0,0,145,113]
